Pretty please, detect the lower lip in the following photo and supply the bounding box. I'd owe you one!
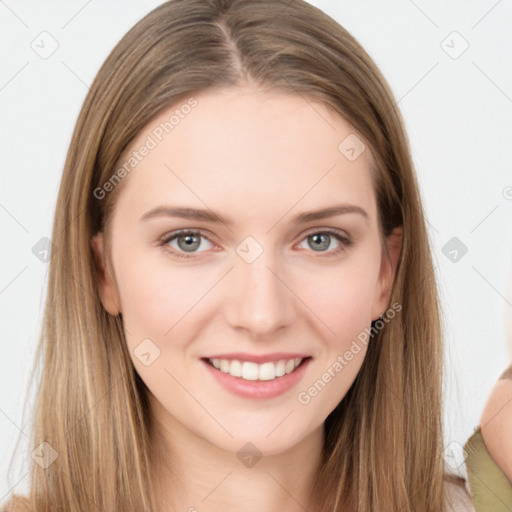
[201,358,312,399]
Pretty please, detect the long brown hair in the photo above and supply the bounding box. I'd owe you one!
[4,0,462,510]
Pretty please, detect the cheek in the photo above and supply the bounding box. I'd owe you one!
[298,258,380,339]
[113,255,206,395]
[292,266,378,415]
[115,252,205,341]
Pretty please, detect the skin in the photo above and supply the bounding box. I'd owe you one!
[92,85,402,512]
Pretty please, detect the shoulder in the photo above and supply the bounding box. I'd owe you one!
[479,368,512,481]
[444,475,475,512]
[1,494,31,512]
[464,426,512,511]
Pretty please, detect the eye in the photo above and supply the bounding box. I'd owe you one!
[158,228,352,259]
[297,229,352,255]
[159,230,214,258]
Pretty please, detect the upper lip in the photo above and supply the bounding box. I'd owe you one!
[202,352,311,364]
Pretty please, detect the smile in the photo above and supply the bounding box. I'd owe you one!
[207,357,304,381]
[201,354,312,399]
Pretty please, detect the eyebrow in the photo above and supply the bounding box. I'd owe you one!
[139,204,369,226]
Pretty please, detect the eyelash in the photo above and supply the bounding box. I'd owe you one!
[157,228,353,260]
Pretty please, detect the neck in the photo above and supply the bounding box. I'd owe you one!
[150,400,325,512]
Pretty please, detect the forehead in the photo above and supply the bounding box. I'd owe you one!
[111,86,377,226]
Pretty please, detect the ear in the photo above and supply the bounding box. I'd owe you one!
[91,232,121,316]
[371,226,403,321]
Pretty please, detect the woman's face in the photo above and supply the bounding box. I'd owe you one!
[93,86,400,456]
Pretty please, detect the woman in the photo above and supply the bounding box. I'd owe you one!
[2,0,508,510]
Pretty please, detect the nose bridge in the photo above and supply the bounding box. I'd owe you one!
[225,236,295,336]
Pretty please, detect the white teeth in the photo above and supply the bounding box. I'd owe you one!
[275,360,286,377]
[259,362,275,381]
[229,359,242,377]
[208,357,305,381]
[241,362,259,381]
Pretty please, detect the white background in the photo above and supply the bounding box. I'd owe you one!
[1,0,511,502]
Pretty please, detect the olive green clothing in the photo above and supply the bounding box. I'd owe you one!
[464,427,512,511]
[462,364,512,510]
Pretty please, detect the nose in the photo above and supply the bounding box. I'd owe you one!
[223,244,296,339]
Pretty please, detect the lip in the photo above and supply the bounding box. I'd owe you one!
[202,352,310,364]
[201,356,312,399]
